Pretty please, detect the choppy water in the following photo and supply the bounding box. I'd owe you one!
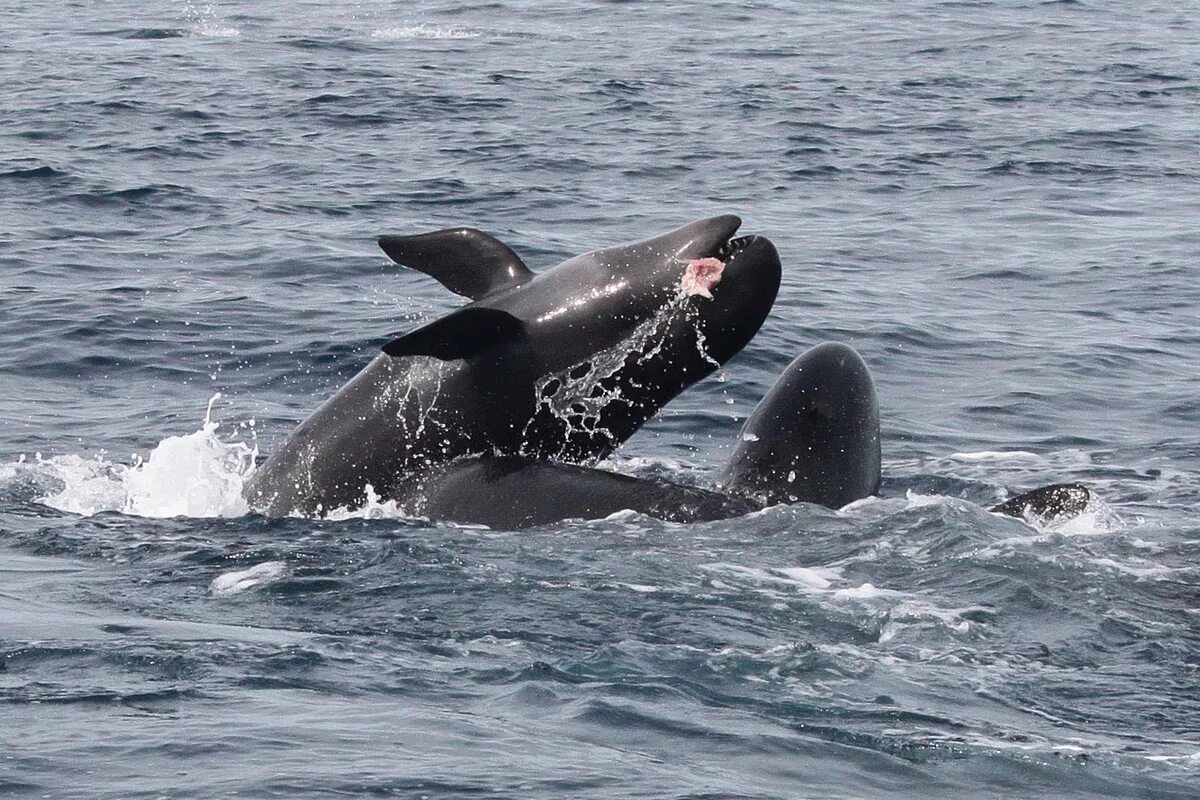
[3,1,1199,797]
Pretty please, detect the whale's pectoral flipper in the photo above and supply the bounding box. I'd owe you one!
[382,307,523,360]
[991,483,1090,522]
[379,228,535,300]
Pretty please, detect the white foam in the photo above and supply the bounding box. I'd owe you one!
[323,484,410,521]
[371,25,478,40]
[903,490,954,509]
[25,395,256,518]
[210,561,287,596]
[1043,508,1109,536]
[700,562,845,593]
[1088,556,1178,581]
[832,582,882,600]
[9,397,487,524]
[989,497,1120,538]
[774,566,839,590]
[949,451,1042,463]
[1143,752,1200,764]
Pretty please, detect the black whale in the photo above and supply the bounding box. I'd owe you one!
[245,216,781,516]
[406,343,1088,529]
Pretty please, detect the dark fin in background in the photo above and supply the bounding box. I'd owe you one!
[382,307,523,361]
[991,483,1090,522]
[378,228,534,300]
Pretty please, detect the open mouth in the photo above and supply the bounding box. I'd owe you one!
[714,235,757,261]
[680,231,762,299]
[669,215,774,299]
[680,232,766,298]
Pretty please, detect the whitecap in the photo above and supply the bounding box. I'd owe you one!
[949,450,1042,463]
[371,25,478,40]
[832,582,881,600]
[210,561,287,596]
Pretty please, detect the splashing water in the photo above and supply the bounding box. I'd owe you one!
[0,393,453,523]
[325,484,409,521]
[375,357,456,446]
[180,0,240,37]
[522,295,700,458]
[4,395,257,518]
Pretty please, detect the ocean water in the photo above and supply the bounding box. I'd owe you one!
[2,1,1199,797]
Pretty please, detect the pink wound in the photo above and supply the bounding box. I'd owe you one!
[680,257,725,299]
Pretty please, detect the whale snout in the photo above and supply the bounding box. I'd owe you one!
[668,214,743,261]
[679,233,780,304]
[710,234,781,301]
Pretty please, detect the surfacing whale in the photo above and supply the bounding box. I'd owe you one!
[407,342,880,527]
[405,343,1089,529]
[244,216,781,516]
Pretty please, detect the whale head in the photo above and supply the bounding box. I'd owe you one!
[722,342,881,508]
[520,214,782,371]
[505,215,782,460]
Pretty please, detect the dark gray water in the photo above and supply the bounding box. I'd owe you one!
[2,1,1199,797]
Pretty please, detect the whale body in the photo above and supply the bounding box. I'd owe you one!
[407,342,882,527]
[403,343,1088,529]
[244,216,781,516]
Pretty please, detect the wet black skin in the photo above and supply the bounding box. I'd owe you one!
[990,483,1090,521]
[722,342,882,508]
[409,342,883,528]
[409,454,1089,529]
[411,456,760,528]
[405,345,1089,529]
[244,216,782,516]
[407,342,882,528]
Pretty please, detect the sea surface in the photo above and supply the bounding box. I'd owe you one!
[2,1,1199,797]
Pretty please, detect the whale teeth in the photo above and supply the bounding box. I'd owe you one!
[716,236,751,260]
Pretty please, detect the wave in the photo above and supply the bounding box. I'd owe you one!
[371,25,479,40]
[2,400,1117,543]
[0,165,70,181]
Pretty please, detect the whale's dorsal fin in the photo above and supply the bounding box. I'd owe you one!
[382,307,523,361]
[379,228,534,300]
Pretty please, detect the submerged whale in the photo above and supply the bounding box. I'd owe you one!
[245,216,781,516]
[405,343,1089,529]
[407,342,880,527]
